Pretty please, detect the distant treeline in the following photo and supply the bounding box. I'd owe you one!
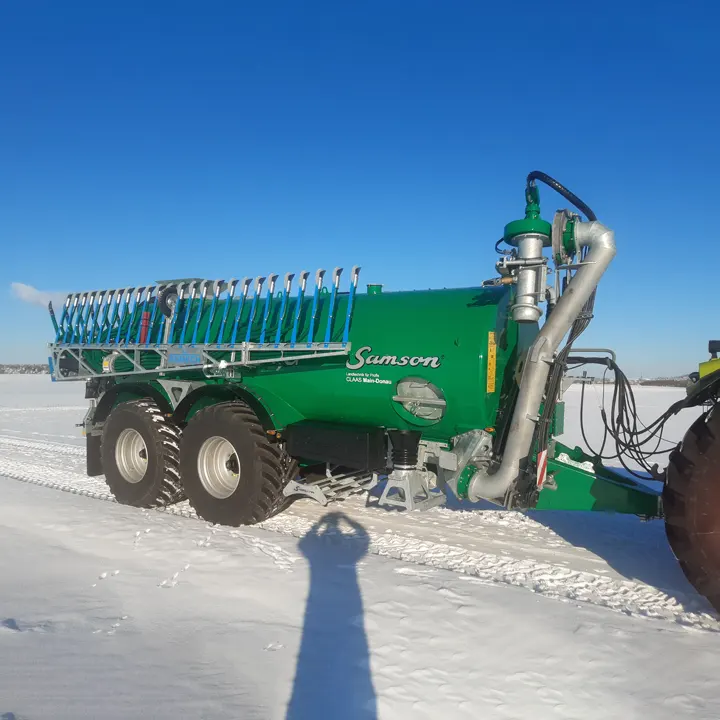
[0,364,49,375]
[568,375,689,387]
[637,378,688,388]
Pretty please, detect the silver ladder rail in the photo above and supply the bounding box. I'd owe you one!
[48,266,361,381]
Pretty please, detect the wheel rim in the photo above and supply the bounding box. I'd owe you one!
[197,436,241,499]
[115,428,148,484]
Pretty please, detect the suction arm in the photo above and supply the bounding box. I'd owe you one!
[467,220,616,502]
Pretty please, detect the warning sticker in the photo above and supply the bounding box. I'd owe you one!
[487,331,497,393]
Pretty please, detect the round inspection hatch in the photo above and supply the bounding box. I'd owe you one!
[392,377,446,426]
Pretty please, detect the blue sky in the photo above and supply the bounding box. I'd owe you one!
[1,0,717,376]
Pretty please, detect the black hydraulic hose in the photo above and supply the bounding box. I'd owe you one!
[532,173,599,469]
[526,170,597,222]
[495,238,513,256]
[572,356,689,479]
[580,375,610,460]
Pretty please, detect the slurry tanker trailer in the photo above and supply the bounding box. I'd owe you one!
[45,172,720,611]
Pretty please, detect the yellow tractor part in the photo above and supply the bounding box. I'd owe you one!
[699,357,720,379]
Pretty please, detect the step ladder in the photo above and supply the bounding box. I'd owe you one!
[47,266,362,381]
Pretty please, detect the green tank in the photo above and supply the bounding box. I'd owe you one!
[221,285,521,440]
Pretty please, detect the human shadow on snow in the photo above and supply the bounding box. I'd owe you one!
[286,512,377,720]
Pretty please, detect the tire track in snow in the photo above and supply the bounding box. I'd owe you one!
[258,514,720,632]
[0,456,115,500]
[0,435,85,457]
[1,437,718,632]
[0,405,87,412]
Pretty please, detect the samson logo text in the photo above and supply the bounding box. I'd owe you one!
[346,346,442,371]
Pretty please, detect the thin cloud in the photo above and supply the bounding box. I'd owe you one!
[11,282,67,309]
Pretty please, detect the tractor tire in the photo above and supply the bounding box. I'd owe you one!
[664,407,720,612]
[179,401,292,526]
[101,399,185,507]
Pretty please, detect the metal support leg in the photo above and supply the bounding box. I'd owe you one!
[72,293,89,343]
[63,294,80,343]
[114,289,132,344]
[378,468,446,511]
[290,271,309,348]
[306,269,326,347]
[104,290,122,344]
[274,272,294,347]
[243,276,266,344]
[324,267,343,348]
[55,295,71,342]
[259,273,278,345]
[217,279,238,346]
[179,283,198,345]
[167,284,186,345]
[342,265,361,347]
[191,281,209,345]
[204,280,223,344]
[125,287,145,344]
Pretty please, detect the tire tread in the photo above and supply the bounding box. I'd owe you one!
[102,398,185,508]
[180,401,295,526]
[664,408,720,612]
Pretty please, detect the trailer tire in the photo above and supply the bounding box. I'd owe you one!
[101,399,185,507]
[179,402,291,526]
[664,407,720,612]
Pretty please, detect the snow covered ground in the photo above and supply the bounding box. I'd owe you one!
[0,375,718,719]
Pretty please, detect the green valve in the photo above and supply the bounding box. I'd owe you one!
[456,464,478,499]
[503,183,552,243]
[562,219,576,257]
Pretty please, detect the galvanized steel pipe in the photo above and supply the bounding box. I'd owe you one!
[468,221,617,502]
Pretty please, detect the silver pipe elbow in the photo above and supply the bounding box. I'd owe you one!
[468,220,616,503]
